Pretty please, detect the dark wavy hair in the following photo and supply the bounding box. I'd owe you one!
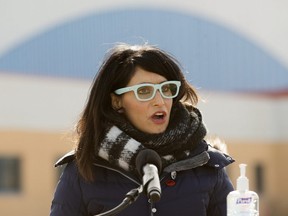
[75,43,199,181]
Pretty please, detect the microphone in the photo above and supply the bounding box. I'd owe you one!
[135,149,162,202]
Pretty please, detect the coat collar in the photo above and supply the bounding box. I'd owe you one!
[55,143,234,175]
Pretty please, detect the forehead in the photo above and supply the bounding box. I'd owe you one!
[128,67,167,86]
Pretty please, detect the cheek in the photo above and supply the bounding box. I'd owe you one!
[123,105,148,131]
[164,100,173,116]
[167,100,173,110]
[125,103,147,120]
[121,97,147,120]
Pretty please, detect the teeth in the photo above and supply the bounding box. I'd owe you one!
[153,112,164,119]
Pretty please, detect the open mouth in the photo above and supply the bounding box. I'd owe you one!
[152,112,166,120]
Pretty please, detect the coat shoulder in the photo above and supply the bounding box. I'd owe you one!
[206,143,235,169]
[55,150,75,167]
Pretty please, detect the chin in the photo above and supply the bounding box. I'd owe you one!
[148,126,167,134]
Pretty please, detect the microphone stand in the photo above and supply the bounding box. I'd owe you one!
[95,185,143,216]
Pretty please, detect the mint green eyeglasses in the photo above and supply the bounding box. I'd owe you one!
[114,80,181,101]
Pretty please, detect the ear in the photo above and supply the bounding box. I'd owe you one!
[111,93,122,110]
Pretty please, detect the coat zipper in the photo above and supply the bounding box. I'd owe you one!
[93,163,141,185]
[93,162,169,216]
[93,163,168,185]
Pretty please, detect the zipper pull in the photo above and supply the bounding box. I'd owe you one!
[171,171,177,180]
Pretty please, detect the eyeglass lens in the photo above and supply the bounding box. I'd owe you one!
[136,83,178,100]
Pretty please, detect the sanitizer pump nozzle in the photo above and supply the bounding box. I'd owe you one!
[227,164,259,216]
[237,164,248,191]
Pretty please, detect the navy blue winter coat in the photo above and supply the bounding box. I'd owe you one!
[50,142,234,216]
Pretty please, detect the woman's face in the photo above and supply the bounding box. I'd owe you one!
[112,67,173,134]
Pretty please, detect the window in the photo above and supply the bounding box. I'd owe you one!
[255,163,264,194]
[0,157,21,193]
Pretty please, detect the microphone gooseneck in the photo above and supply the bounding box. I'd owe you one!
[95,149,162,215]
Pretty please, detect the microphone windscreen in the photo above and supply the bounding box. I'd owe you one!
[135,149,162,175]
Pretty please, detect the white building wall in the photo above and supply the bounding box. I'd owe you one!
[199,91,288,142]
[1,73,287,142]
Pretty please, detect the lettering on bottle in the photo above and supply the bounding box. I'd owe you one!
[236,197,252,204]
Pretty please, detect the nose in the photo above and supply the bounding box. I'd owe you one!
[152,90,165,106]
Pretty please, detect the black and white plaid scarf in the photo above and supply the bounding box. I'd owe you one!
[95,102,207,173]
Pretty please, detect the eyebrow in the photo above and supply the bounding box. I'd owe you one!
[128,80,167,86]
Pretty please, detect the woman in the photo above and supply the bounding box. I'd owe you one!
[50,43,234,216]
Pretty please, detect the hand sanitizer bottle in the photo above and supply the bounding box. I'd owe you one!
[227,164,259,216]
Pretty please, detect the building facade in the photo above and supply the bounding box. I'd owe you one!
[1,1,288,215]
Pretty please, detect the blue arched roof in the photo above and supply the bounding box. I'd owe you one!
[0,8,287,91]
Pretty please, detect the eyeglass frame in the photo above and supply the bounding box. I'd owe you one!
[114,80,181,101]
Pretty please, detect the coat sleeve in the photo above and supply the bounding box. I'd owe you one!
[207,168,234,216]
[50,162,87,216]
